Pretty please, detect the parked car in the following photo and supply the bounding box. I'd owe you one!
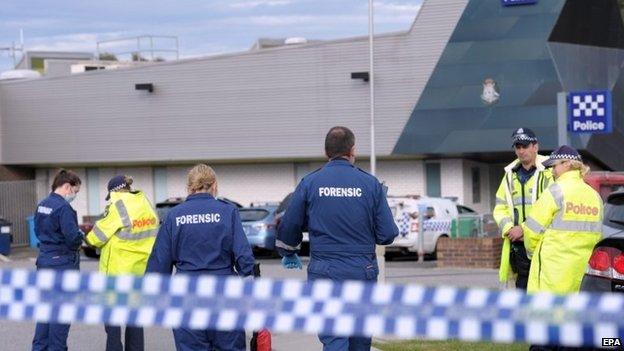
[240,204,278,253]
[585,172,624,200]
[580,190,624,293]
[386,196,456,259]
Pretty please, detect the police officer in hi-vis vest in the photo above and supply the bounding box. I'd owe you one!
[522,145,603,294]
[85,175,159,351]
[493,128,553,289]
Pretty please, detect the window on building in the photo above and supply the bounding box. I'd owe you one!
[472,167,481,204]
[425,163,441,197]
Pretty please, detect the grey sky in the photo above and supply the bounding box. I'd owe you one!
[0,0,422,71]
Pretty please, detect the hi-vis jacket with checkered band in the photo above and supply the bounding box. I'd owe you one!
[493,154,553,283]
[521,170,603,294]
[85,191,158,276]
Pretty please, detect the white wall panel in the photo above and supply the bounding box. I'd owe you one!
[0,0,468,166]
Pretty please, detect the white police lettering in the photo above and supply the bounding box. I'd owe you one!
[175,213,221,226]
[37,206,53,215]
[318,187,363,197]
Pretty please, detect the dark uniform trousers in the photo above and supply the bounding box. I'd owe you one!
[32,254,79,351]
[308,253,379,351]
[105,325,144,351]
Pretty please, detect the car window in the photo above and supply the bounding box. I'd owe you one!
[156,207,173,222]
[604,194,624,230]
[276,193,294,214]
[457,205,476,214]
[240,209,270,221]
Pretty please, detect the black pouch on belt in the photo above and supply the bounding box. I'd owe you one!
[510,241,531,276]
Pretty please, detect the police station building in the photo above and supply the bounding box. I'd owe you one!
[1,0,623,227]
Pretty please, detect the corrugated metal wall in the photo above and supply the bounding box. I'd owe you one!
[0,0,468,166]
[0,180,37,246]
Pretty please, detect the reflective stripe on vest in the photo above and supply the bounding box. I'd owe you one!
[499,217,513,230]
[513,197,533,206]
[92,225,108,243]
[116,228,158,241]
[549,218,602,233]
[524,217,545,234]
[549,183,564,209]
[115,200,132,228]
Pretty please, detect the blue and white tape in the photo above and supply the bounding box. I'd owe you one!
[1,269,623,347]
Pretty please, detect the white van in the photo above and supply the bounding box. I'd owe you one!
[386,196,458,257]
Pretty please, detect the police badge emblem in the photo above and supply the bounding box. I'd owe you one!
[481,78,500,104]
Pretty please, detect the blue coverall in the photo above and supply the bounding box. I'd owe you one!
[146,193,255,351]
[32,192,83,351]
[277,158,399,351]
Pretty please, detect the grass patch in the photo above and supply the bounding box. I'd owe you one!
[373,339,529,351]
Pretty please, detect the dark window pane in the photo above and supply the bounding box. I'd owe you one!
[240,209,270,221]
[426,163,441,197]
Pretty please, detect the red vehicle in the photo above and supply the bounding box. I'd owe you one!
[581,172,624,294]
[585,172,624,200]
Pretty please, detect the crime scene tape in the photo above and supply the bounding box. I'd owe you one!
[1,268,623,348]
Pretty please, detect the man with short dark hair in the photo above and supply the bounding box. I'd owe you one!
[493,128,553,289]
[277,126,399,351]
[324,126,355,158]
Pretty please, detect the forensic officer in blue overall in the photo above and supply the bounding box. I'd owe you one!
[277,126,399,351]
[32,169,84,351]
[146,164,255,351]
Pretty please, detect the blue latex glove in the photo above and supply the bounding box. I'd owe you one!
[281,254,302,270]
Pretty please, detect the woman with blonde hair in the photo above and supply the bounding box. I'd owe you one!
[522,145,603,296]
[147,164,255,351]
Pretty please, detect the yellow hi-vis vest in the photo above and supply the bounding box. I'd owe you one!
[85,191,158,276]
[493,155,553,283]
[521,170,603,294]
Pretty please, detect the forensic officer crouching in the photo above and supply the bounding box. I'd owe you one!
[277,126,399,351]
[146,164,255,351]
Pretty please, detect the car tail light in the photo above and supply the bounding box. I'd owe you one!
[589,249,610,271]
[613,254,624,275]
[585,247,624,280]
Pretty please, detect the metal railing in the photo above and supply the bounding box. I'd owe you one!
[451,213,498,238]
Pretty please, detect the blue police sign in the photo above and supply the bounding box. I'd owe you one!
[501,0,538,6]
[568,90,612,134]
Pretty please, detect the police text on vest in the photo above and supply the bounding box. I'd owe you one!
[175,213,221,226]
[318,187,362,197]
